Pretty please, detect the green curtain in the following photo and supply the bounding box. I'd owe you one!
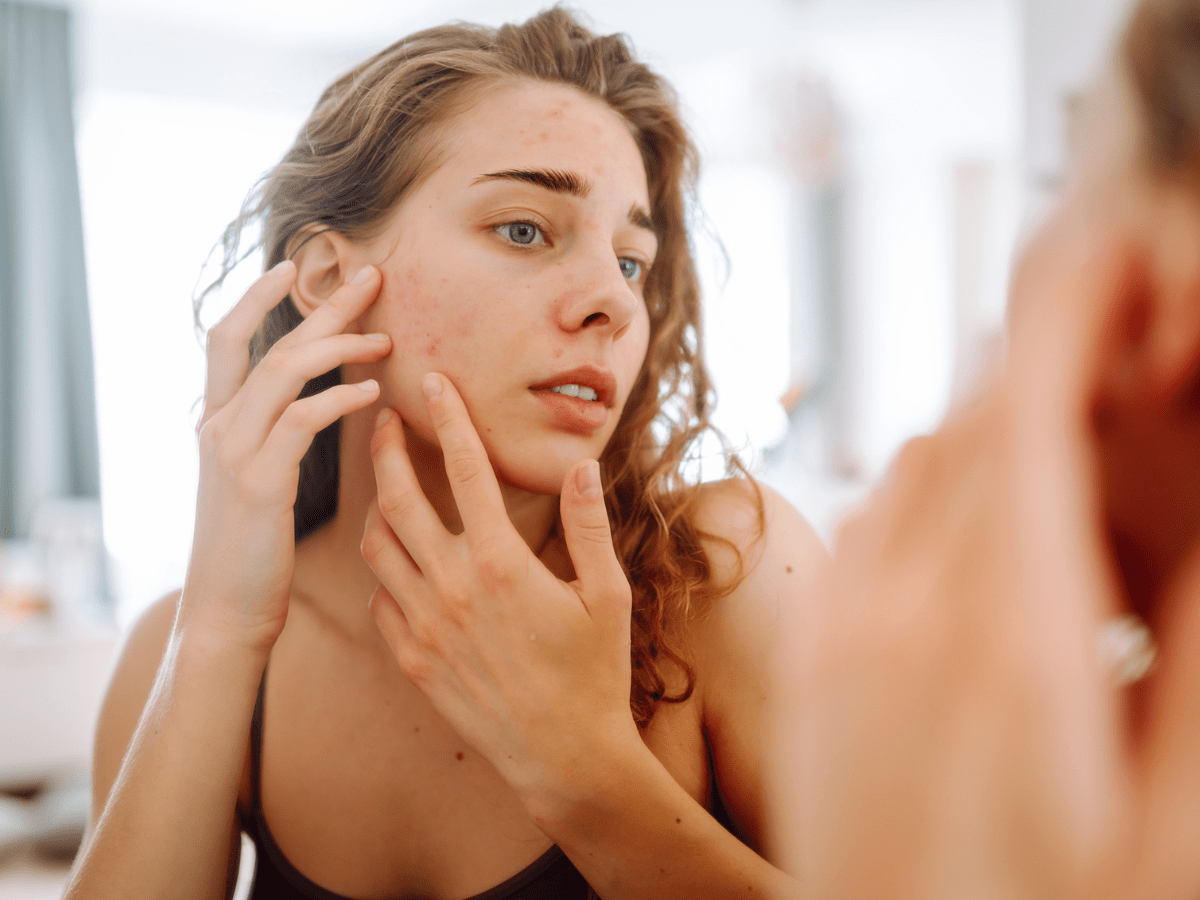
[0,1,99,540]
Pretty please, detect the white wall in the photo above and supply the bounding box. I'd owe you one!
[1023,0,1136,192]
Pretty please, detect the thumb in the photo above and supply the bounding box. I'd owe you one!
[560,459,630,620]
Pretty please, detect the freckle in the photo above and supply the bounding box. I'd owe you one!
[675,818,681,824]
[786,566,793,574]
[413,726,420,733]
[456,751,465,761]
[553,348,563,359]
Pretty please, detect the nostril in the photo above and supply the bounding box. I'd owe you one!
[582,312,609,327]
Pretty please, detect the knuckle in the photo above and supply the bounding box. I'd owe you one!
[411,617,446,658]
[260,345,293,376]
[196,417,223,454]
[280,399,319,432]
[444,445,483,485]
[443,595,472,631]
[359,526,388,564]
[474,545,516,590]
[377,484,419,524]
[574,517,613,546]
[396,643,432,685]
[436,570,470,608]
[205,320,235,354]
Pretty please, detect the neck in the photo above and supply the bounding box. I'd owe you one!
[292,404,560,642]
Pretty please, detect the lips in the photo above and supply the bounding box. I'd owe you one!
[528,365,617,433]
[528,365,617,407]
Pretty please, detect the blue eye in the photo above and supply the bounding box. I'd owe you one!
[495,221,544,246]
[618,257,644,282]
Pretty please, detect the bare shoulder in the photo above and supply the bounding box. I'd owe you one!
[687,479,828,856]
[691,478,828,641]
[90,591,180,821]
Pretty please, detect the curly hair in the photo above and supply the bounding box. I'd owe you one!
[196,6,761,729]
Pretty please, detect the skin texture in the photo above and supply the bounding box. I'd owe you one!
[70,79,827,900]
[774,66,1200,900]
[320,79,656,497]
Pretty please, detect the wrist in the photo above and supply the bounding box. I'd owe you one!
[169,607,276,677]
[518,722,655,841]
[174,586,285,659]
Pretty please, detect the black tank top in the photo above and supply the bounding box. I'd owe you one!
[237,670,592,900]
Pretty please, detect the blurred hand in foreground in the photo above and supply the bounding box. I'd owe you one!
[775,75,1200,900]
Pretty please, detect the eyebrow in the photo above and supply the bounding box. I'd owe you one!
[474,168,592,198]
[473,168,657,237]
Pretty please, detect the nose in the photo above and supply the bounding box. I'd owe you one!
[556,243,640,338]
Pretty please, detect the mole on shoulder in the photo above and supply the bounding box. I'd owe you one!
[785,566,793,573]
[456,751,465,761]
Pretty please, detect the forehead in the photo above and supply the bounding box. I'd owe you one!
[434,80,650,205]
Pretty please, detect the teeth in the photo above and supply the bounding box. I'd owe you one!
[549,384,598,401]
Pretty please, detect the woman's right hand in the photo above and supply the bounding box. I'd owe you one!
[178,260,390,653]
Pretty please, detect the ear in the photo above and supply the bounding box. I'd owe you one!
[288,226,365,318]
[1133,183,1200,403]
[1090,183,1200,610]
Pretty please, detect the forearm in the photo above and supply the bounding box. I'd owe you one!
[526,737,798,900]
[66,623,267,900]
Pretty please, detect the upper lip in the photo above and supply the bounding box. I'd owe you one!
[529,365,617,407]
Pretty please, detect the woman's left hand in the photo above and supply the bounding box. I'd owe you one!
[361,372,639,806]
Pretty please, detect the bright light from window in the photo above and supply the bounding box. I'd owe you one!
[78,90,301,626]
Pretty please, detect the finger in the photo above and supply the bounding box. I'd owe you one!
[421,373,509,539]
[227,332,391,455]
[276,263,381,348]
[360,495,424,602]
[202,259,297,423]
[249,379,381,476]
[370,407,450,573]
[368,584,429,686]
[559,459,630,621]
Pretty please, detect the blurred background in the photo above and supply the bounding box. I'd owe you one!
[0,0,1136,892]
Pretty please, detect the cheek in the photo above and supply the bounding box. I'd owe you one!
[368,261,482,361]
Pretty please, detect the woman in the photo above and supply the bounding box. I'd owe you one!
[776,0,1200,896]
[66,8,823,900]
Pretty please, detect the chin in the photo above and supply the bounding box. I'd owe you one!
[490,449,596,497]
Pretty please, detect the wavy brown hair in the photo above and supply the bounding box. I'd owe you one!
[196,6,761,728]
[1123,0,1200,183]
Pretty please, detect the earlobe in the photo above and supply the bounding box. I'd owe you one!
[289,226,361,317]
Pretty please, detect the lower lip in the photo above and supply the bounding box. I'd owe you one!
[532,390,609,432]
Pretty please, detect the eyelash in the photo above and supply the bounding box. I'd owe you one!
[492,219,652,284]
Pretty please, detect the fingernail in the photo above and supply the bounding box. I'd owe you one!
[269,259,294,275]
[577,460,601,497]
[365,332,390,342]
[422,373,443,400]
[376,408,393,428]
[350,265,375,285]
[358,379,379,393]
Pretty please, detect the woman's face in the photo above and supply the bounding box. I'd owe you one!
[353,79,656,497]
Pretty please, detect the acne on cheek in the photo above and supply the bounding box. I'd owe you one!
[376,268,483,362]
